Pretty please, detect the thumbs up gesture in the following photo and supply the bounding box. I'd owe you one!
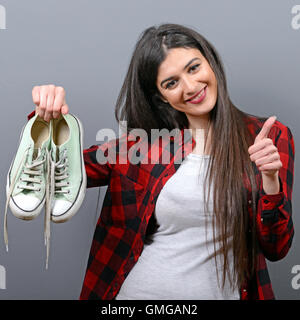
[248,116,282,178]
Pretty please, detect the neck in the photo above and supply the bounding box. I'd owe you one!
[187,113,210,130]
[187,115,212,155]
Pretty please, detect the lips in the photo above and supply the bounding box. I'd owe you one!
[186,86,207,103]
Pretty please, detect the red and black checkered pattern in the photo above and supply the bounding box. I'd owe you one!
[78,115,294,300]
[27,111,295,299]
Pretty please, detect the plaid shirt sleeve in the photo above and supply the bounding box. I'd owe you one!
[255,123,295,261]
[83,143,114,188]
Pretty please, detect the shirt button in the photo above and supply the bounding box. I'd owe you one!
[248,200,252,205]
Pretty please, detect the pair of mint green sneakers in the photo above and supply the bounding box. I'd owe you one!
[4,113,87,269]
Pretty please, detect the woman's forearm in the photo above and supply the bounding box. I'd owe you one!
[262,171,281,195]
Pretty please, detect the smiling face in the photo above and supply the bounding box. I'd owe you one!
[156,47,218,129]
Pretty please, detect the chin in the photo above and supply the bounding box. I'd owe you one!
[186,104,215,116]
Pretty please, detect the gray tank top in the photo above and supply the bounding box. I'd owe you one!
[115,153,240,300]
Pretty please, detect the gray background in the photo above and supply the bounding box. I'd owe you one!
[0,0,299,299]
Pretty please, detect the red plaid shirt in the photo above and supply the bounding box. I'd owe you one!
[78,114,294,300]
[28,111,294,300]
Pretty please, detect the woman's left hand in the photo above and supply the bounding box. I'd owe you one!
[248,116,282,178]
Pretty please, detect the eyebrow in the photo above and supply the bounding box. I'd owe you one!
[160,57,201,87]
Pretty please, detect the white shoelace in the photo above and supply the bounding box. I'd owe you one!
[4,147,70,270]
[52,149,69,195]
[4,147,47,252]
[45,148,69,269]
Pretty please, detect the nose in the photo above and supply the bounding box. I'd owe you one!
[181,76,198,99]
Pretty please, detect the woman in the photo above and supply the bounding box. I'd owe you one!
[31,23,294,300]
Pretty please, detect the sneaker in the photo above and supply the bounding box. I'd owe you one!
[4,115,51,250]
[48,114,86,223]
[42,113,86,269]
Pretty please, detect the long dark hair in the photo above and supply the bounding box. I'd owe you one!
[115,23,263,290]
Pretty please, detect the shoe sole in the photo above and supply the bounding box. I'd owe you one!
[50,114,87,223]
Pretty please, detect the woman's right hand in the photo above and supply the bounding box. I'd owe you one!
[32,84,69,122]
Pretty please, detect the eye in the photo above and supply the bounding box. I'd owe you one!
[188,64,200,73]
[166,79,177,89]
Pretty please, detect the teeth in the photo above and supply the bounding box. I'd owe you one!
[190,87,205,101]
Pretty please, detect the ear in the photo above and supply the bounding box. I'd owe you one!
[152,92,169,105]
[157,93,168,104]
